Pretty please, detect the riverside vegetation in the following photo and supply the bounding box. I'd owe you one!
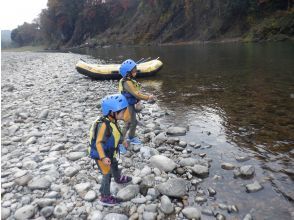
[9,0,294,49]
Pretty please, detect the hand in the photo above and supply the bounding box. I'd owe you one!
[123,140,129,148]
[148,95,155,101]
[102,157,111,166]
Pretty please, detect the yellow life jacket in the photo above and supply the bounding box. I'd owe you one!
[88,117,121,159]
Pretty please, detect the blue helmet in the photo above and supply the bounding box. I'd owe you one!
[119,59,137,78]
[101,94,128,116]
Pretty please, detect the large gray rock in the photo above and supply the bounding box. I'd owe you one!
[182,207,201,220]
[160,195,174,214]
[150,155,177,172]
[14,205,35,220]
[166,127,187,136]
[117,185,140,201]
[28,177,51,190]
[103,213,128,220]
[156,178,187,198]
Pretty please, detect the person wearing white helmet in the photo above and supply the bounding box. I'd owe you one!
[118,59,155,144]
[88,94,132,206]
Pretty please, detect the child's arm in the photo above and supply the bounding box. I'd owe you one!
[95,123,108,161]
[124,80,150,101]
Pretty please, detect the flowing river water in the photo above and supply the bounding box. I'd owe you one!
[72,42,294,219]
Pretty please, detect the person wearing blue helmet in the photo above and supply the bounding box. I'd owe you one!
[118,59,155,144]
[88,94,132,206]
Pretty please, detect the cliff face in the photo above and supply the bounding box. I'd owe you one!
[84,0,294,46]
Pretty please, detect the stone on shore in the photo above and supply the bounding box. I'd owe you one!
[150,155,177,172]
[117,185,140,201]
[182,207,201,219]
[14,205,36,220]
[103,213,128,220]
[160,195,174,214]
[28,177,51,190]
[156,178,187,198]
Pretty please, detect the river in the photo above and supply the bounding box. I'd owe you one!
[72,42,294,219]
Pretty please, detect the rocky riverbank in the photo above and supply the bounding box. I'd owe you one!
[1,52,293,220]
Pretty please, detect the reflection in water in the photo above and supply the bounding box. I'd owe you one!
[72,42,294,219]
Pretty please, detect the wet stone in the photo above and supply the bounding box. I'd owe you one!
[235,156,250,162]
[243,213,253,220]
[208,187,216,196]
[240,165,255,177]
[166,127,187,136]
[221,163,235,170]
[246,181,263,193]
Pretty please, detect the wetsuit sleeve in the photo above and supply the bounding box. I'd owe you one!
[95,123,107,159]
[124,80,149,101]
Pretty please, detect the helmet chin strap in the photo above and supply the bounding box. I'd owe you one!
[108,113,118,122]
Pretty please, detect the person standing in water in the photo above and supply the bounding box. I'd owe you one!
[118,59,155,144]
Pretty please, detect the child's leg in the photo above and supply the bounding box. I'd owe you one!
[110,158,121,182]
[128,105,137,139]
[99,173,112,196]
[111,158,132,184]
[95,160,112,196]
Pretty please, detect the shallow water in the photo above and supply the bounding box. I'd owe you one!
[72,42,294,219]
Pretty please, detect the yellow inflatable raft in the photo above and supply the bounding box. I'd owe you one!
[75,59,163,80]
